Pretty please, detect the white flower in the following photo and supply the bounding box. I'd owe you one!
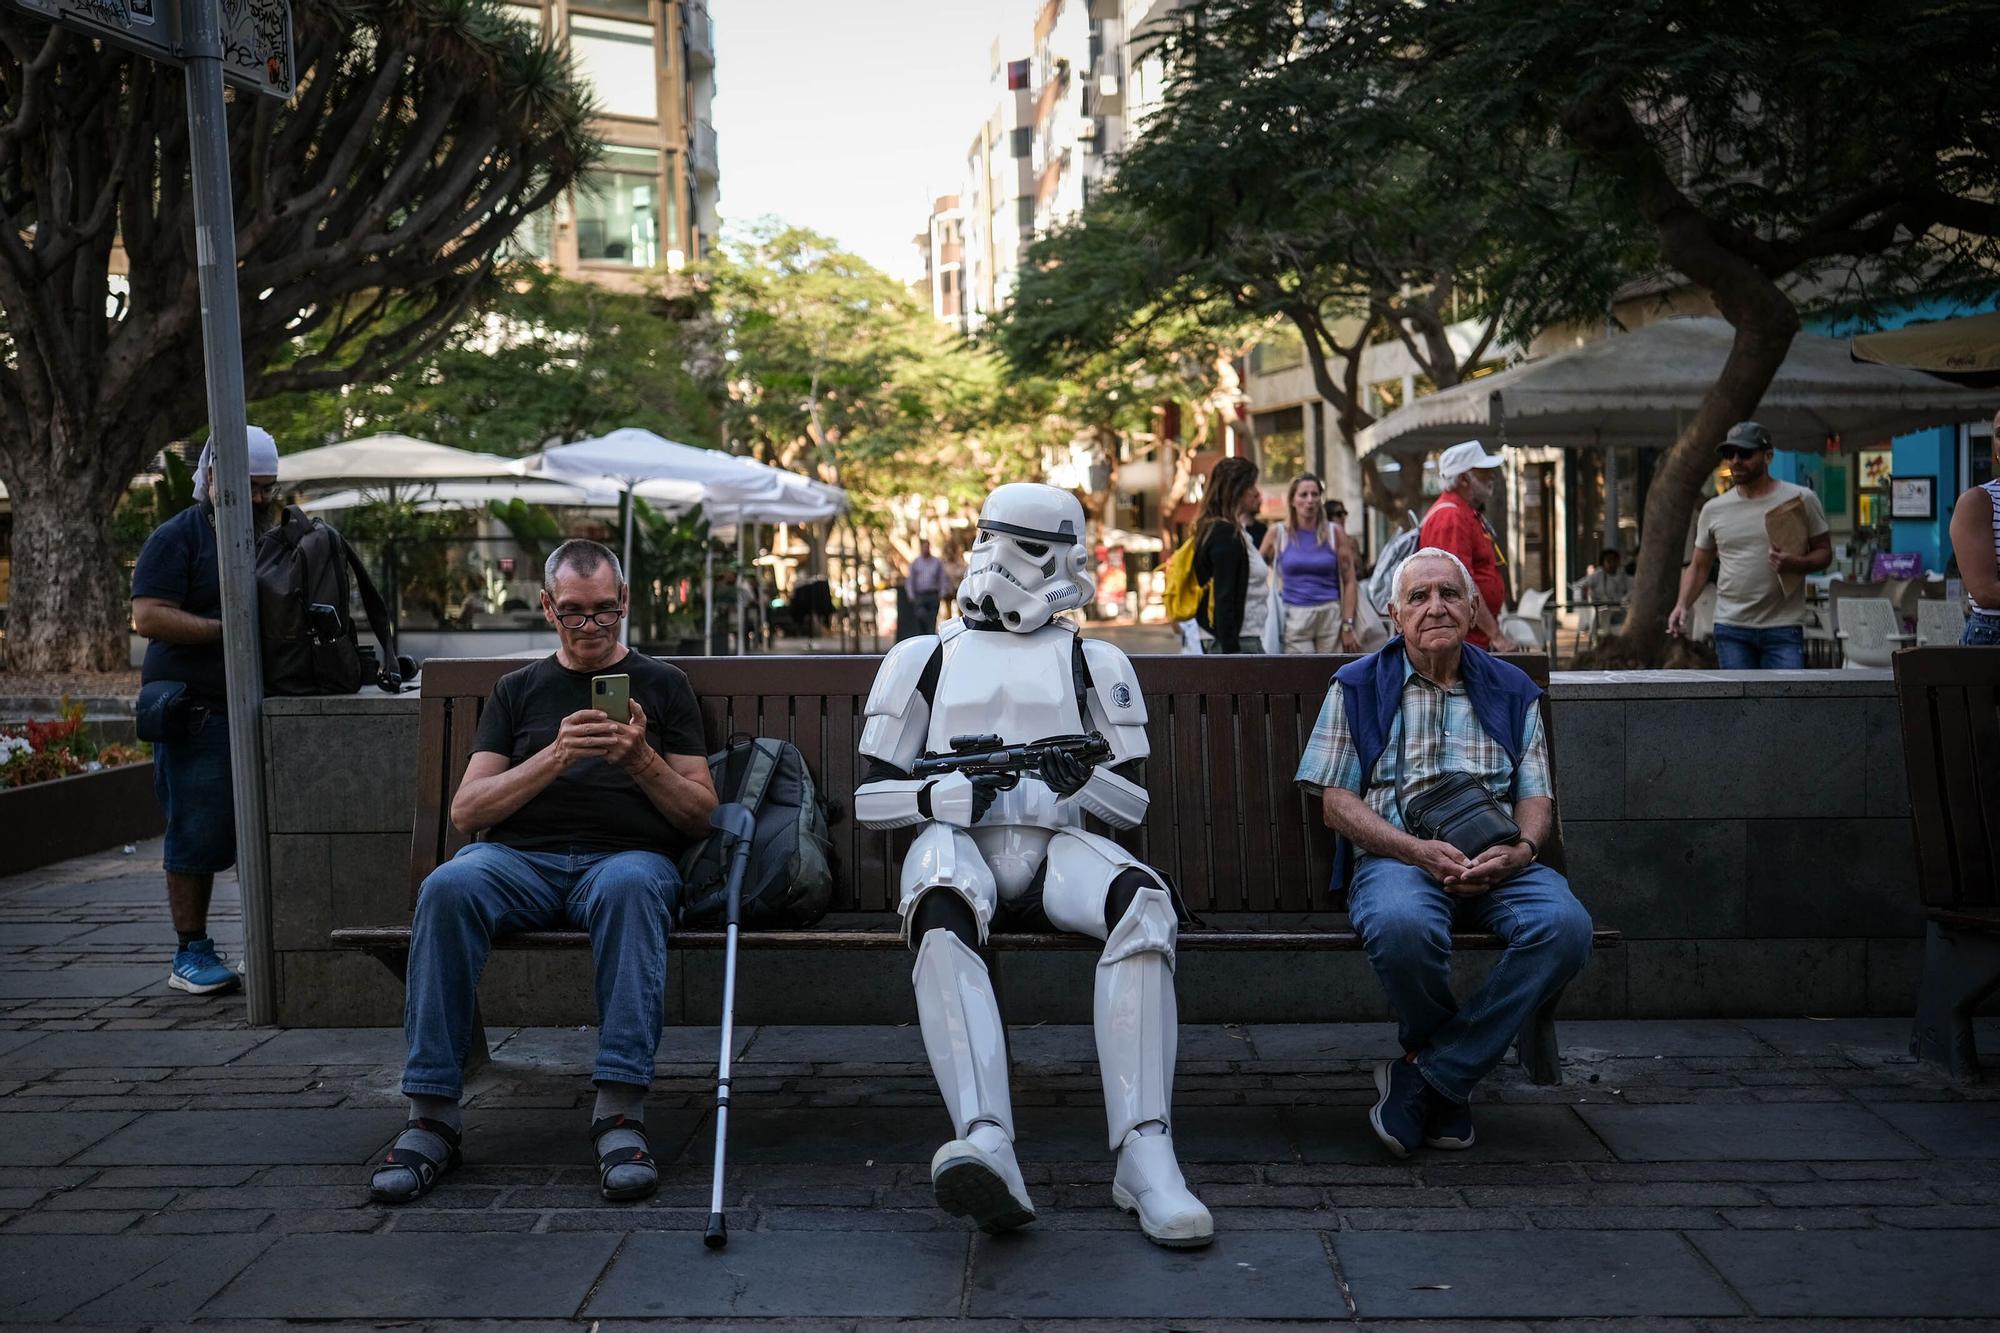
[0,734,33,765]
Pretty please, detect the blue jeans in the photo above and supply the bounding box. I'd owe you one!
[1712,622,1806,670]
[1346,858,1594,1104]
[1963,613,2000,646]
[403,842,680,1100]
[153,709,236,875]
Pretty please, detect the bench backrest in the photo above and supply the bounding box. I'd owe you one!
[408,652,1563,917]
[1894,646,2000,913]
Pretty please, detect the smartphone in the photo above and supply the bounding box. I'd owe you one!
[591,673,630,724]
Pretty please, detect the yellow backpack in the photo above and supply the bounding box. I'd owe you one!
[1161,532,1210,623]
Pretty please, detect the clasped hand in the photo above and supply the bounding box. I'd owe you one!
[1412,837,1531,896]
[554,701,653,773]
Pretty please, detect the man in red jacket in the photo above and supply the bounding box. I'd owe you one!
[1418,441,1523,652]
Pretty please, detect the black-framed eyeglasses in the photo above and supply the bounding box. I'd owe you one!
[552,608,624,630]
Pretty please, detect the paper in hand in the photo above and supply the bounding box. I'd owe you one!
[1764,496,1811,596]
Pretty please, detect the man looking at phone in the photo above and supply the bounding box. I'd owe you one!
[373,539,716,1205]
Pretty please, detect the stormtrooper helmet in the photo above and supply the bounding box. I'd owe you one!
[957,482,1095,632]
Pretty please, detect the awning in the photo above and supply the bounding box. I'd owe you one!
[1356,316,2000,458]
[1851,311,2000,388]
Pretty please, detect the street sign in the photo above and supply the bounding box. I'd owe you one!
[2,0,294,100]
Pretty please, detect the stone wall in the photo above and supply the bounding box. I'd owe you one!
[262,669,1921,1027]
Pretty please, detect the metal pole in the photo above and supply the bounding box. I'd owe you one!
[620,486,635,646]
[182,0,274,1025]
[703,530,714,656]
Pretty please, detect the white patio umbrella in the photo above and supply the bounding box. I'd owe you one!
[277,434,526,491]
[1355,316,2000,458]
[530,429,797,648]
[299,478,629,514]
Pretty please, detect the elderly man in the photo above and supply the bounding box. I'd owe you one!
[371,540,717,1205]
[131,429,283,996]
[1296,548,1593,1157]
[1419,441,1524,653]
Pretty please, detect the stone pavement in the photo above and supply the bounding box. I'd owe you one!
[3,842,1999,1327]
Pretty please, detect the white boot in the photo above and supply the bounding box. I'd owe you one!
[913,927,1034,1232]
[1113,1127,1213,1248]
[1095,886,1212,1249]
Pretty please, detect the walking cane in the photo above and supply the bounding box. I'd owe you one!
[704,802,757,1249]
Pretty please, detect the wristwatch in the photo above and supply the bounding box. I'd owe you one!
[1340,617,1355,631]
[1516,835,1539,861]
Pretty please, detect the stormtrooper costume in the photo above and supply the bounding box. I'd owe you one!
[854,484,1212,1248]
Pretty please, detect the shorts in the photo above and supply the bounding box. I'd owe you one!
[153,709,237,875]
[1281,601,1342,653]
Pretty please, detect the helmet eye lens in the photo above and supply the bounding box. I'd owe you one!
[1015,540,1049,558]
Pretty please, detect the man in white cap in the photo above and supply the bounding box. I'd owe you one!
[130,426,283,995]
[1418,441,1523,653]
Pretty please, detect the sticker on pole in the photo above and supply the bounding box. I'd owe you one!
[0,0,294,101]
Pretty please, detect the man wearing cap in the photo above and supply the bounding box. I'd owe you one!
[131,428,284,996]
[1668,421,1831,669]
[1419,442,1524,653]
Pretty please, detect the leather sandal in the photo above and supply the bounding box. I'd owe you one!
[590,1114,658,1202]
[370,1117,462,1204]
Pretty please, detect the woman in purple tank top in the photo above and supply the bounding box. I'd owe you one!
[1260,474,1361,654]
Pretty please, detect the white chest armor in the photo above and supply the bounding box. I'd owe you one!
[926,625,1080,754]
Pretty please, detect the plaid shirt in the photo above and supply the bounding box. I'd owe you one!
[1295,659,1551,850]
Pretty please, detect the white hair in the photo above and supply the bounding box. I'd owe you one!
[1391,547,1477,606]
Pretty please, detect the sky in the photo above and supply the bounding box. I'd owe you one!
[710,0,1020,281]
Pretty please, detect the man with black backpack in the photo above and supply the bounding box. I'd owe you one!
[131,428,284,998]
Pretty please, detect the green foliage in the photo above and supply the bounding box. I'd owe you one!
[693,223,1045,525]
[341,499,481,629]
[486,497,564,570]
[627,499,714,645]
[110,451,200,578]
[254,263,720,455]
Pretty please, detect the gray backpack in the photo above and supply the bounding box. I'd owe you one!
[1365,518,1426,615]
[677,737,834,927]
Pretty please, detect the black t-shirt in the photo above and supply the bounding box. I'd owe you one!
[471,652,709,856]
[131,504,227,704]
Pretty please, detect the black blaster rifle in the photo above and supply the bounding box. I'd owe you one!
[912,732,1112,790]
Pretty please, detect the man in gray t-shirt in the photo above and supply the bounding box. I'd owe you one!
[1668,421,1832,669]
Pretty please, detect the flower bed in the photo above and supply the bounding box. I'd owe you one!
[0,699,163,876]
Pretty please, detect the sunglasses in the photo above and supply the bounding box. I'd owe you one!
[1717,448,1762,462]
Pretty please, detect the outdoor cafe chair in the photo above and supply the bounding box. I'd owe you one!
[1834,596,1911,669]
[1916,599,1968,647]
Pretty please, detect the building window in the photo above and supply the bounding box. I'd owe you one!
[1254,405,1307,481]
[574,0,651,16]
[1015,196,1036,230]
[1250,325,1304,375]
[575,144,659,266]
[1006,58,1030,90]
[1010,126,1033,158]
[504,204,556,261]
[570,14,657,120]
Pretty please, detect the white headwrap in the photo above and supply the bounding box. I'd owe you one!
[193,425,280,498]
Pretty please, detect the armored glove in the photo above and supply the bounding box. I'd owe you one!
[1038,748,1092,798]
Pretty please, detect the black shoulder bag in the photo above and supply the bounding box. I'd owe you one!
[1393,700,1521,859]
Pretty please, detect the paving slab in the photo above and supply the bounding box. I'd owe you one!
[74,1109,400,1165]
[1287,1105,1609,1164]
[1865,1102,2000,1158]
[0,1028,273,1069]
[0,1111,141,1166]
[1559,1020,1770,1058]
[1243,1023,1404,1061]
[677,1108,944,1165]
[737,1024,926,1064]
[1736,1017,1916,1057]
[1014,1106,1295,1164]
[233,1027,506,1066]
[489,1025,750,1069]
[1577,1103,1925,1161]
[1691,1229,2000,1316]
[587,1231,966,1317]
[0,923,94,947]
[968,1228,1340,1318]
[203,1233,620,1319]
[65,921,244,947]
[1334,1229,1742,1318]
[0,1032,49,1061]
[0,1233,275,1321]
[459,1109,705,1166]
[0,966,164,999]
[1003,1023,1257,1065]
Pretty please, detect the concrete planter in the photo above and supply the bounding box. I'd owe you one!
[0,762,163,876]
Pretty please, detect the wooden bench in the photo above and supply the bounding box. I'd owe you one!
[332,653,1620,1083]
[1895,646,2000,1081]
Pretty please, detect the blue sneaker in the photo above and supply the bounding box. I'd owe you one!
[169,938,241,995]
[1369,1057,1431,1158]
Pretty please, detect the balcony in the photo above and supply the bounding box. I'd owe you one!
[692,120,719,182]
[685,2,714,70]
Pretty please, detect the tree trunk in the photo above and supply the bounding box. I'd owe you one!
[1580,318,1798,667]
[0,465,130,673]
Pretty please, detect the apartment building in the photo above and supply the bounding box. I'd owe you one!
[505,0,720,288]
[914,196,968,330]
